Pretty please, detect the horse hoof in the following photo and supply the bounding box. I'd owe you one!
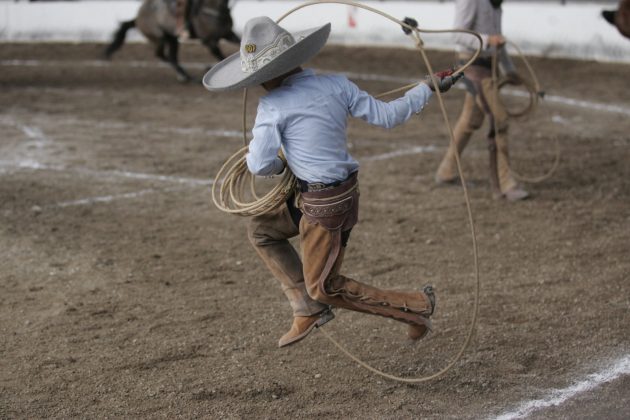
[177,75,192,84]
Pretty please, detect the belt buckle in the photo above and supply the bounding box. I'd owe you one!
[308,182,327,192]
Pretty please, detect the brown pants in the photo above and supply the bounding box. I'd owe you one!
[248,196,432,326]
[436,70,518,193]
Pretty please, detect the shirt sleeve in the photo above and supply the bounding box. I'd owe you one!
[345,80,433,129]
[453,0,489,51]
[246,101,285,176]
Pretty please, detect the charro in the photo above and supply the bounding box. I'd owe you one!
[207,0,486,384]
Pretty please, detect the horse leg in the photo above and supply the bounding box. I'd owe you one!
[223,30,240,44]
[204,38,225,62]
[104,19,136,59]
[155,38,167,62]
[164,33,193,82]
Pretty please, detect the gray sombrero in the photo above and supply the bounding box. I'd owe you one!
[202,16,331,92]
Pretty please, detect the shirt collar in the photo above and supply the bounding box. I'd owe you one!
[281,68,315,86]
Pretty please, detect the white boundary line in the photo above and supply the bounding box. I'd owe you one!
[18,124,52,147]
[0,144,437,209]
[2,59,629,116]
[491,354,630,420]
[41,185,195,210]
[0,160,213,186]
[0,116,54,147]
[65,117,243,140]
[1,112,244,140]
[363,145,437,162]
[0,59,208,70]
[48,187,163,209]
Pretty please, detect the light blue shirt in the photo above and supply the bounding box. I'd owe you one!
[246,69,433,184]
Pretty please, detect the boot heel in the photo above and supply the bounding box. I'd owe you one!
[423,285,436,316]
[316,308,335,327]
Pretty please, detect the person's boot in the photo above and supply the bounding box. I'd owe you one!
[494,133,529,201]
[278,308,335,348]
[504,187,529,201]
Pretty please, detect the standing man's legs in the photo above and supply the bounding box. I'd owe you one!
[481,78,529,200]
[435,78,529,201]
[435,92,485,184]
[248,203,330,347]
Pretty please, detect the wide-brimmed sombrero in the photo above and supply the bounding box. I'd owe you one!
[202,16,331,92]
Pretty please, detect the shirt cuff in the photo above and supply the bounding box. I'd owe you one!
[270,157,285,175]
[246,154,285,176]
[407,83,433,114]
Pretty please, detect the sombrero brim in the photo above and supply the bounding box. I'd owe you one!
[202,23,331,92]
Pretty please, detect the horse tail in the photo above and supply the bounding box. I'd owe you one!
[104,19,137,59]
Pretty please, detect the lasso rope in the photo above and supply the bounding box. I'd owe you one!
[212,0,483,383]
[491,42,560,184]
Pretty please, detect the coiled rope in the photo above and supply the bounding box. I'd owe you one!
[491,42,560,184]
[212,0,484,383]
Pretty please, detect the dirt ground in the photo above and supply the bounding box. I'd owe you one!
[1,41,629,419]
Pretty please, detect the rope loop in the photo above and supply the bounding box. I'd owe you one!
[491,42,560,184]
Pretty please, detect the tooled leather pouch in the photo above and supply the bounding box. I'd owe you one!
[300,173,360,231]
[302,184,359,231]
[302,193,357,231]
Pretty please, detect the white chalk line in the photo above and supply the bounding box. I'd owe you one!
[0,115,53,148]
[491,354,630,420]
[363,145,437,162]
[0,115,215,187]
[2,59,629,116]
[53,115,244,140]
[0,111,244,141]
[18,124,52,148]
[0,143,436,210]
[45,187,163,209]
[0,159,213,186]
[3,85,210,106]
[0,58,208,71]
[40,185,190,210]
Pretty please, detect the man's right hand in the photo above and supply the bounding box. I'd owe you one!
[488,34,506,47]
[424,69,464,93]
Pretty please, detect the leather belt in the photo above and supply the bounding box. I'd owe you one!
[298,172,356,193]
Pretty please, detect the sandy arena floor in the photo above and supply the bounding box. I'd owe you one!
[1,41,629,419]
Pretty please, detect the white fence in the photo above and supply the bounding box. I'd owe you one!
[1,1,629,63]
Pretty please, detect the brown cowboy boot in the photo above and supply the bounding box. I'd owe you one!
[278,308,335,348]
